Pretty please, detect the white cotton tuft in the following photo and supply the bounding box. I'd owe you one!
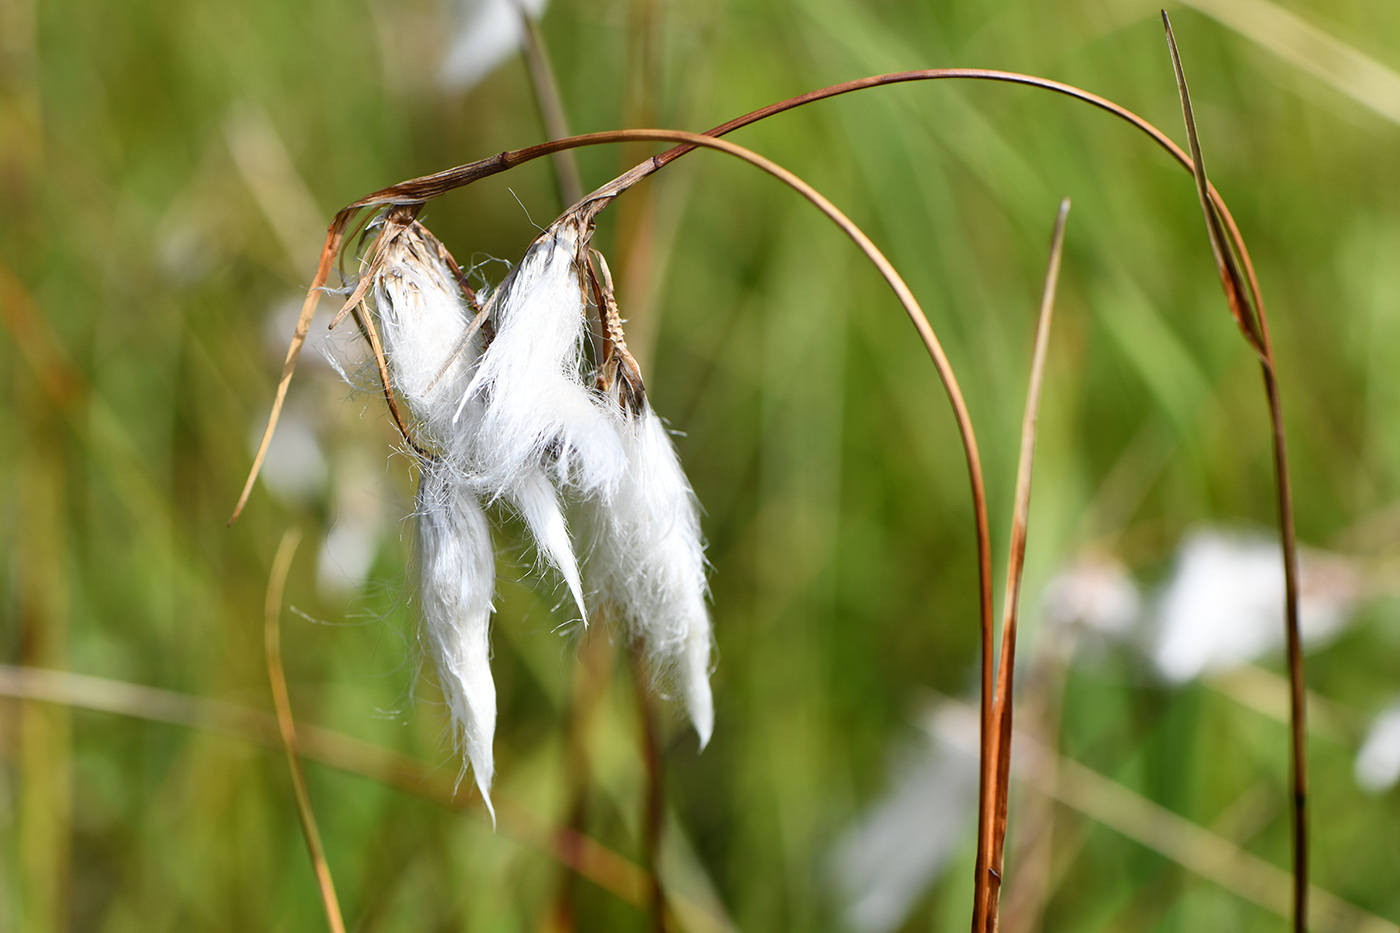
[508,467,588,624]
[373,227,482,445]
[1152,529,1361,684]
[415,459,499,821]
[589,404,714,746]
[460,224,625,499]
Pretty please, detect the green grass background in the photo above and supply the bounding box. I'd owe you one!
[4,0,1400,929]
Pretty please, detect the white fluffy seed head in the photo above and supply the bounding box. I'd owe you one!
[589,403,714,747]
[415,458,499,820]
[372,225,483,448]
[459,222,625,499]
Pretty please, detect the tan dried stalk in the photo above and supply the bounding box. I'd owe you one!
[263,528,347,933]
[980,199,1070,931]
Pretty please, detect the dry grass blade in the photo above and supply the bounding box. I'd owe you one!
[975,198,1071,932]
[327,220,402,332]
[229,222,345,524]
[1162,13,1265,358]
[1162,15,1308,930]
[230,204,428,523]
[263,528,347,933]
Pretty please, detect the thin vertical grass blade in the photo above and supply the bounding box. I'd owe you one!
[1162,12,1266,358]
[980,199,1070,931]
[264,528,348,933]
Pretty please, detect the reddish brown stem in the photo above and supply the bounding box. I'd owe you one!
[979,200,1070,931]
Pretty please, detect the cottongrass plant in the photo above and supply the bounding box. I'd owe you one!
[231,16,1316,929]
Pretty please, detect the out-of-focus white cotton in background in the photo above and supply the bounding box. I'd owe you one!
[440,0,549,92]
[1356,700,1400,794]
[1152,529,1362,683]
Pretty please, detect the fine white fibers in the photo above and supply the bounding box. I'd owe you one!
[373,227,482,446]
[415,459,498,820]
[365,215,717,794]
[590,404,714,747]
[508,466,588,624]
[460,224,625,499]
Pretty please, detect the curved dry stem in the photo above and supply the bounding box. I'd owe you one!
[583,139,997,885]
[232,67,1258,537]
[264,528,347,933]
[231,225,341,524]
[979,199,1070,931]
[235,125,996,928]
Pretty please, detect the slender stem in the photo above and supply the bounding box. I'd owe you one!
[264,528,348,933]
[978,201,1071,931]
[1161,15,1306,928]
[548,625,615,931]
[1265,360,1307,932]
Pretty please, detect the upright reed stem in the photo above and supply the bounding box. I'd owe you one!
[977,200,1070,931]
